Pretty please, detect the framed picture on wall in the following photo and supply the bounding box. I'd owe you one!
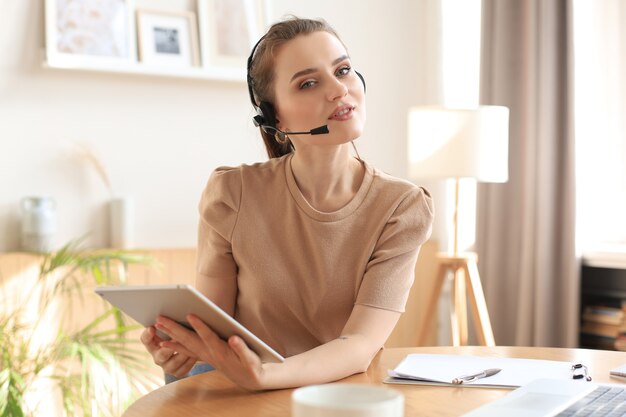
[197,0,267,79]
[136,9,200,68]
[45,0,137,67]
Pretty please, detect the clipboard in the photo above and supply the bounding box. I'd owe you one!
[384,354,592,389]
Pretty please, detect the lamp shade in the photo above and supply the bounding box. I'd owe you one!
[408,106,509,183]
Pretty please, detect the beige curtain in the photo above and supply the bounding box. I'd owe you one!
[476,0,578,347]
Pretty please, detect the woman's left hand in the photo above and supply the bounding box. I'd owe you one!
[155,314,266,390]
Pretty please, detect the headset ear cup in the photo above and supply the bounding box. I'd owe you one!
[355,70,366,93]
[259,101,277,128]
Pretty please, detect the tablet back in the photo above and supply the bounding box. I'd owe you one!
[95,284,285,363]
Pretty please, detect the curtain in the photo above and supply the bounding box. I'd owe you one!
[476,0,578,347]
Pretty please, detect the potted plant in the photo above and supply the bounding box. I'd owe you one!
[0,240,161,416]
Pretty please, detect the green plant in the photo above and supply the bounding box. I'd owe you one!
[0,240,162,417]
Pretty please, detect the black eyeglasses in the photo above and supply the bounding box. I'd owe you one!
[572,363,592,381]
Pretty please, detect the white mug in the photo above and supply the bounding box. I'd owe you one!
[292,384,404,417]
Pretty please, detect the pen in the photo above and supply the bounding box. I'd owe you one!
[452,368,502,385]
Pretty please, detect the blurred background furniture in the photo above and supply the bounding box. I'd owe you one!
[408,106,509,346]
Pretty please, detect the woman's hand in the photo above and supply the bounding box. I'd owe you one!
[140,326,198,378]
[155,314,266,391]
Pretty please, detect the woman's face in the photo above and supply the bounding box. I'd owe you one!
[272,31,366,147]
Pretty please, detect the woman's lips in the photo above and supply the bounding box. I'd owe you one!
[328,105,355,121]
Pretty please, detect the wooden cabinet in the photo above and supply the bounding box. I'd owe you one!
[386,240,438,347]
[0,242,438,349]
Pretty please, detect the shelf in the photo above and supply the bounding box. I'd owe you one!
[582,288,626,300]
[42,0,268,82]
[579,260,626,350]
[43,54,246,83]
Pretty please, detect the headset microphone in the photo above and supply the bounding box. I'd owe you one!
[252,115,329,141]
[309,125,330,135]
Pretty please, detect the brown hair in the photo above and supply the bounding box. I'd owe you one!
[248,17,344,159]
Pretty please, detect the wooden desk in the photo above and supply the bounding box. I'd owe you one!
[123,346,626,417]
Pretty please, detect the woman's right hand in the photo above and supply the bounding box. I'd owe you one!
[140,325,198,378]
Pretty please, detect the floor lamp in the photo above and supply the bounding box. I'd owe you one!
[408,106,509,347]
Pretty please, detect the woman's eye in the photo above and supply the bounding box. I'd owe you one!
[299,80,316,90]
[337,66,351,76]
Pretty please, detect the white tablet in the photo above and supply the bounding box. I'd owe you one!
[95,284,285,363]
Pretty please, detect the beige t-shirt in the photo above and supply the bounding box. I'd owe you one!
[197,153,434,358]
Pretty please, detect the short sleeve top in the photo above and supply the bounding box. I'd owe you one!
[197,154,434,357]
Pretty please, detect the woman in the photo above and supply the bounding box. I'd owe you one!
[141,16,433,391]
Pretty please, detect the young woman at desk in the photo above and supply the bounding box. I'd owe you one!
[140,16,433,391]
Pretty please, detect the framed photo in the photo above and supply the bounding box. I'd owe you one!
[136,9,200,68]
[198,0,267,78]
[45,0,136,66]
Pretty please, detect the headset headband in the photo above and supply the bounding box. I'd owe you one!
[247,35,266,110]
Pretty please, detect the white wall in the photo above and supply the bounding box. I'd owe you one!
[0,0,442,252]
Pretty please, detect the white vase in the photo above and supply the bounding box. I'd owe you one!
[109,197,134,249]
[21,196,57,253]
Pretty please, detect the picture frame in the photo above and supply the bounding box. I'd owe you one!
[197,0,267,79]
[45,0,137,67]
[136,9,200,69]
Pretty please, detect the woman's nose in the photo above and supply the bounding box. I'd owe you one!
[327,78,348,101]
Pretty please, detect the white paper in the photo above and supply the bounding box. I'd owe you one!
[387,354,586,388]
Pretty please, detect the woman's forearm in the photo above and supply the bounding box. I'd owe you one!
[259,334,379,390]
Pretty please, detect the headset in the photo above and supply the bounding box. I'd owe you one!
[246,34,366,140]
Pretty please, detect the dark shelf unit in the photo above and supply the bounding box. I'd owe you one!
[579,265,626,350]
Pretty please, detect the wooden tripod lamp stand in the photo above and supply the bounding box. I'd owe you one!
[407,106,509,347]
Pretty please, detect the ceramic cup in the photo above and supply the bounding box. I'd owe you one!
[292,383,404,417]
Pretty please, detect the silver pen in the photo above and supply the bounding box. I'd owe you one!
[452,368,502,385]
